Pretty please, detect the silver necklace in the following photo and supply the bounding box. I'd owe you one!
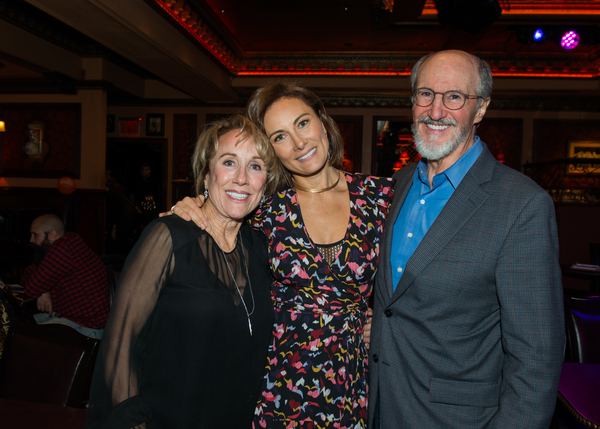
[211,228,255,336]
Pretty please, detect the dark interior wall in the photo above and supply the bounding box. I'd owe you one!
[534,119,600,163]
[556,204,600,291]
[477,118,523,170]
[556,205,600,266]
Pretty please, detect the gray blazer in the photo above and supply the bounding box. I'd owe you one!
[368,145,564,429]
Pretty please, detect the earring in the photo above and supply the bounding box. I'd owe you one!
[204,185,208,200]
[260,193,266,206]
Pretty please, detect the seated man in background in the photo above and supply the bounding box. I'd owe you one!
[21,214,109,339]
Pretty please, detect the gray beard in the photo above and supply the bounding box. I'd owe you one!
[411,117,470,161]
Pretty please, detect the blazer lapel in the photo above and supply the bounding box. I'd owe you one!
[379,164,417,300]
[390,146,496,303]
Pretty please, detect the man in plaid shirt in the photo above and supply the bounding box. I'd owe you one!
[21,214,110,339]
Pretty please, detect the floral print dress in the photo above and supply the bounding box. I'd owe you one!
[252,172,394,429]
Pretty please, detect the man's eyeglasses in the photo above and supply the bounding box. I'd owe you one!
[412,88,486,110]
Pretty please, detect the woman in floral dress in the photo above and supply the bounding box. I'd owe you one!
[172,82,394,428]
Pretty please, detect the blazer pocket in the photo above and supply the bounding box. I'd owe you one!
[429,377,499,408]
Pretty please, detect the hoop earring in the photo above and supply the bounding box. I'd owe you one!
[204,185,208,200]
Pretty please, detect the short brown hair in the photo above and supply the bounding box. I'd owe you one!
[246,81,344,189]
[192,115,280,197]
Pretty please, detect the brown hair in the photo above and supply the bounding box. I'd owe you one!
[191,115,280,197]
[246,81,344,189]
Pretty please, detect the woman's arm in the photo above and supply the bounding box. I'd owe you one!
[87,221,173,428]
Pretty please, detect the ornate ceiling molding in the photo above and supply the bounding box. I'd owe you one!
[152,0,600,78]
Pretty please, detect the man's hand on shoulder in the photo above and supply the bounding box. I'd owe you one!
[37,292,53,316]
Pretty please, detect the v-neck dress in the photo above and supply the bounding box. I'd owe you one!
[251,172,394,429]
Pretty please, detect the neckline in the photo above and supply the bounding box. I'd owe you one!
[292,172,351,258]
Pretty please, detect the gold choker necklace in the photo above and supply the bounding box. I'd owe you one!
[294,171,341,194]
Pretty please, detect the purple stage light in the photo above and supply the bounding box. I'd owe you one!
[561,31,580,50]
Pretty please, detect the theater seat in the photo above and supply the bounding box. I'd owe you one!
[0,321,100,407]
[556,295,600,429]
[563,294,600,364]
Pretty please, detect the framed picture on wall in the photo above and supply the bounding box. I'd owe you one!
[146,114,165,136]
[0,103,81,178]
[567,140,600,175]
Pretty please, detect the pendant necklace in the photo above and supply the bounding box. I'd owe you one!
[294,170,341,193]
[210,225,255,336]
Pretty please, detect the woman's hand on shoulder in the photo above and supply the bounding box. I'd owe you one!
[159,196,208,229]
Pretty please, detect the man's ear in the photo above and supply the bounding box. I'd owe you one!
[473,98,491,125]
[47,230,59,243]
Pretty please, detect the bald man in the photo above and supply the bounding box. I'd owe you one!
[368,51,564,428]
[22,214,109,338]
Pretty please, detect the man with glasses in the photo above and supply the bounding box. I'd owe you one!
[369,50,563,428]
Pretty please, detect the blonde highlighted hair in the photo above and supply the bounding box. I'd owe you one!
[192,115,280,197]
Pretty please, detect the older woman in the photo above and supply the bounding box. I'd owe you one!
[172,82,394,429]
[85,115,279,429]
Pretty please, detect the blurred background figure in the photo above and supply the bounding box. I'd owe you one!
[131,162,161,229]
[21,214,109,339]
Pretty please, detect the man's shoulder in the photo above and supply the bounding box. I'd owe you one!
[472,146,549,199]
[489,161,548,198]
[52,232,86,251]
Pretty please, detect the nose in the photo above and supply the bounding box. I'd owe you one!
[428,94,447,120]
[291,134,306,150]
[233,166,248,185]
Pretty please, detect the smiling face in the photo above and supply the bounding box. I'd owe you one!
[204,129,267,223]
[411,51,489,161]
[263,97,329,177]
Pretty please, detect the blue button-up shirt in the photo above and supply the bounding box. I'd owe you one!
[391,137,483,290]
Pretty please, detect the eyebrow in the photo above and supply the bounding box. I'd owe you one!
[218,153,263,161]
[267,112,310,140]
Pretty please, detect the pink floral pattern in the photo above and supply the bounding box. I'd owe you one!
[252,172,394,429]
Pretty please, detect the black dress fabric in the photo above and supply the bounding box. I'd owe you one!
[85,216,273,429]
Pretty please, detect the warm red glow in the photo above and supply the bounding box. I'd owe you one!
[238,71,412,76]
[239,70,597,78]
[493,72,597,78]
[422,0,600,15]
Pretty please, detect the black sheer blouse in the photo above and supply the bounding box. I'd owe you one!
[85,216,273,429]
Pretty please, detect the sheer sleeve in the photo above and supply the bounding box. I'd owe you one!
[86,221,174,429]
